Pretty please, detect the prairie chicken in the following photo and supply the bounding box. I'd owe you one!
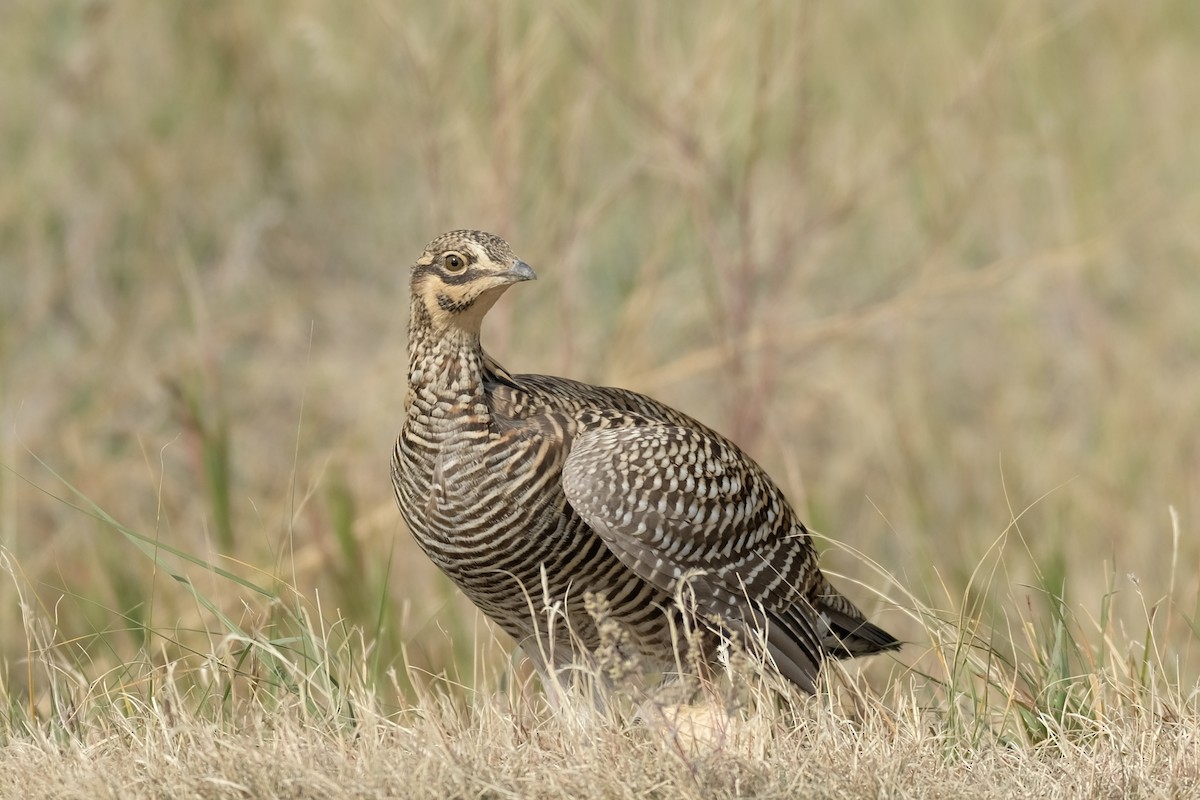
[392,230,899,693]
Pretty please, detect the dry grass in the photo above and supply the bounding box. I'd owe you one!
[2,0,1199,796]
[2,682,1197,799]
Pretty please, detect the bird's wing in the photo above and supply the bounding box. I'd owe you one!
[561,423,827,688]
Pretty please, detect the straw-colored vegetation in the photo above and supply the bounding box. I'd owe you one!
[2,1,1198,797]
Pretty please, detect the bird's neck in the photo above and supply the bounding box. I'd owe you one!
[405,297,488,417]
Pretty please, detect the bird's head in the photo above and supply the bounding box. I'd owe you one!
[410,230,536,334]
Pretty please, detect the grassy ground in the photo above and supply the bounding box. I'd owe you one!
[1,1,1198,796]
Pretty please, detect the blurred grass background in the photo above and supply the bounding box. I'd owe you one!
[1,0,1197,707]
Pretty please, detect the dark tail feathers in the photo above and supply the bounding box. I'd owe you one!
[815,603,902,659]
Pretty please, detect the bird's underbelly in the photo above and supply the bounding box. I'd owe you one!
[396,440,673,655]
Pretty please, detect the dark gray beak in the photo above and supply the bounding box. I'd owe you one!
[506,259,537,282]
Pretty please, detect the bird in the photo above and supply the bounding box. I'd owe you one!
[392,229,900,694]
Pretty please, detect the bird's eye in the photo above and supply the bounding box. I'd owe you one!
[443,253,466,272]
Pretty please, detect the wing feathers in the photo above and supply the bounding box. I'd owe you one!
[563,424,834,677]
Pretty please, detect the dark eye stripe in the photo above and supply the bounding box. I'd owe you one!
[436,267,485,285]
[412,264,486,283]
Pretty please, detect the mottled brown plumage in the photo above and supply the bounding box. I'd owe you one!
[392,230,899,692]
